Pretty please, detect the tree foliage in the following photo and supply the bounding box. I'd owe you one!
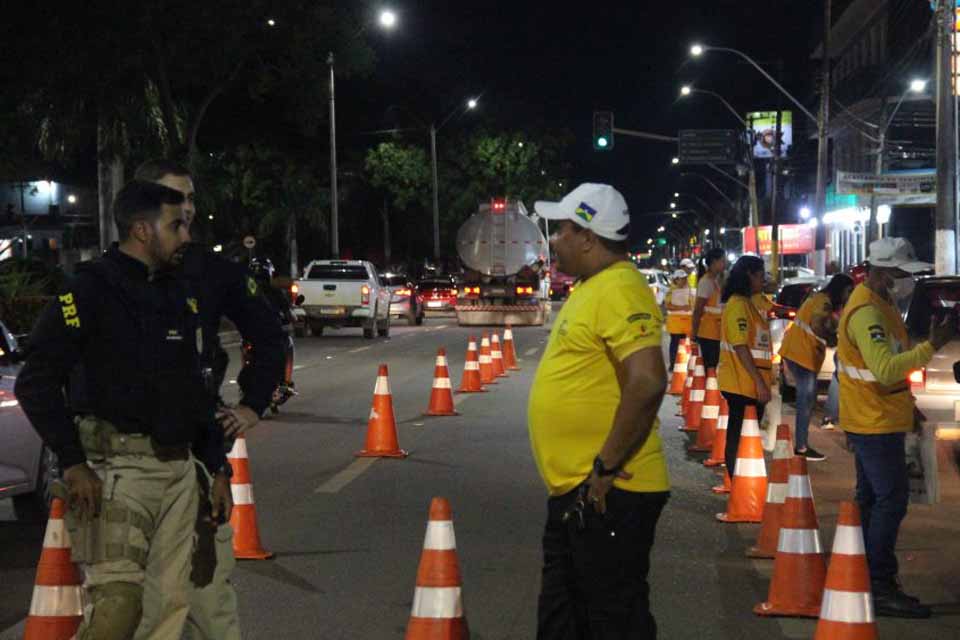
[364,143,431,212]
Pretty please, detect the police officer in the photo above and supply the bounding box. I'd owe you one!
[15,181,214,639]
[134,159,286,640]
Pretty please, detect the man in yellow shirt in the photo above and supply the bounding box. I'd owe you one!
[530,183,669,638]
[838,238,954,618]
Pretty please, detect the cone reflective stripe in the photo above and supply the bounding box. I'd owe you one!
[747,424,793,558]
[426,348,459,416]
[755,456,826,617]
[704,395,729,468]
[490,334,508,378]
[689,368,719,451]
[502,325,520,370]
[814,502,877,640]
[458,338,487,393]
[23,497,83,640]
[479,334,497,385]
[682,362,705,432]
[405,498,469,639]
[716,406,767,523]
[679,346,698,417]
[227,435,274,560]
[358,364,408,458]
[668,340,689,395]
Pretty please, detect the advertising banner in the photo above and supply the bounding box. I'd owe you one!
[836,170,936,196]
[746,111,792,159]
[743,224,814,255]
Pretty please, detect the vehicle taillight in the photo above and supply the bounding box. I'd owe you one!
[450,289,458,296]
[515,286,534,296]
[788,310,796,319]
[361,284,370,305]
[396,288,411,297]
[908,368,925,393]
[0,389,18,408]
[290,283,299,304]
[491,198,507,213]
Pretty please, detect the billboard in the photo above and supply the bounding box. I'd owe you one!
[836,170,936,196]
[747,111,792,159]
[742,224,814,255]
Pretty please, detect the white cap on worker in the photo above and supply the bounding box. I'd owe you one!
[671,269,687,280]
[680,258,695,269]
[867,237,933,273]
[534,183,630,241]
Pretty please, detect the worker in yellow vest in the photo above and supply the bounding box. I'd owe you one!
[692,248,727,369]
[717,255,771,480]
[665,269,693,369]
[837,238,953,618]
[779,273,854,461]
[681,258,697,293]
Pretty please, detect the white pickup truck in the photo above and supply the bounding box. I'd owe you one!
[295,260,391,338]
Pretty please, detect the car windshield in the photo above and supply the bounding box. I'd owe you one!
[380,275,408,287]
[776,284,815,308]
[905,281,960,337]
[307,265,368,280]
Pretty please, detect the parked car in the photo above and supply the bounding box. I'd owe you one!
[380,273,424,326]
[0,320,57,521]
[637,268,670,306]
[768,277,834,400]
[418,276,459,314]
[547,264,576,301]
[295,260,391,338]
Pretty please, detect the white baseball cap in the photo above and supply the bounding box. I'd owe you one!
[534,183,630,241]
[671,269,687,280]
[680,258,695,269]
[867,237,933,273]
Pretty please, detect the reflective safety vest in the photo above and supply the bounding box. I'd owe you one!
[779,292,830,373]
[837,284,913,435]
[665,284,693,335]
[718,294,773,399]
[697,273,723,341]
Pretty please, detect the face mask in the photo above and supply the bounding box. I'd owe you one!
[891,276,915,301]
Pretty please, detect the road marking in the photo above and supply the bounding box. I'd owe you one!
[524,347,539,357]
[349,346,372,353]
[314,458,378,494]
[293,365,305,371]
[434,324,448,330]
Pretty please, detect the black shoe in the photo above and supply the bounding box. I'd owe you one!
[872,584,931,619]
[796,447,826,461]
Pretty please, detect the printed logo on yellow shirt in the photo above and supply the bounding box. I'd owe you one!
[868,324,886,343]
[627,312,651,323]
[737,318,748,332]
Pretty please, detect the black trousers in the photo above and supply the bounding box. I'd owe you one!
[697,338,720,369]
[668,334,685,370]
[721,391,765,481]
[537,487,669,639]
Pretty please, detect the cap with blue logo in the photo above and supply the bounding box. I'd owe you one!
[534,183,630,241]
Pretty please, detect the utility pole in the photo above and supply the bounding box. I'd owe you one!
[770,109,783,281]
[328,52,340,259]
[813,0,831,276]
[935,0,957,275]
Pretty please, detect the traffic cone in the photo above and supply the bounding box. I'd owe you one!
[682,361,706,432]
[678,345,699,417]
[426,348,459,417]
[457,337,487,393]
[814,502,877,640]
[711,468,732,495]
[755,456,826,617]
[502,325,520,370]
[405,498,469,639]
[689,368,720,451]
[479,334,497,385]
[491,333,508,378]
[716,405,767,523]
[228,435,274,560]
[704,395,729,468]
[668,340,689,395]
[747,424,793,559]
[357,364,408,458]
[23,496,83,640]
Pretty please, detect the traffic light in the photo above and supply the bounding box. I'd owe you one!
[593,111,614,151]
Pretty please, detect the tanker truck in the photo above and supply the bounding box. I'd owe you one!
[454,198,550,326]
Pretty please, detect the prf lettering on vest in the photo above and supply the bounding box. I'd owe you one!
[59,293,81,328]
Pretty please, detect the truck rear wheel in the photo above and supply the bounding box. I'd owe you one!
[310,322,324,337]
[363,316,376,339]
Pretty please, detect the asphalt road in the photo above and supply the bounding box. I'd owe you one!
[1,310,959,638]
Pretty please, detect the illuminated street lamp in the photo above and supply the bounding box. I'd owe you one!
[467,98,478,109]
[690,44,704,57]
[379,9,398,29]
[671,157,680,165]
[67,194,77,204]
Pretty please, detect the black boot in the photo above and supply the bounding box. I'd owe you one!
[872,579,931,619]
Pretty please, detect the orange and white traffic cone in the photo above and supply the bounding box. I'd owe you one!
[689,368,720,452]
[711,469,732,495]
[682,360,705,432]
[716,405,767,523]
[668,339,689,395]
[228,435,274,560]
[814,502,877,640]
[23,496,83,640]
[405,497,469,640]
[491,334,508,378]
[704,395,729,468]
[357,364,408,458]
[747,424,793,559]
[458,337,487,393]
[502,325,520,371]
[679,345,699,417]
[426,348,459,416]
[479,334,497,386]
[755,456,826,617]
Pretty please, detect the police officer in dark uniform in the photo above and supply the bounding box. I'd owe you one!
[134,159,286,640]
[15,181,214,639]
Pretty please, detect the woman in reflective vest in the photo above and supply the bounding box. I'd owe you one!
[665,269,693,369]
[692,248,727,369]
[779,274,854,461]
[717,255,771,479]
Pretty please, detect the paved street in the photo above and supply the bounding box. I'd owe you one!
[2,311,960,638]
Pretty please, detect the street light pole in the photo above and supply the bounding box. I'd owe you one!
[430,124,440,261]
[328,51,339,258]
[814,0,831,275]
[935,0,957,275]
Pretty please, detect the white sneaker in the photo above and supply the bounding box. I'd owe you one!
[820,417,837,431]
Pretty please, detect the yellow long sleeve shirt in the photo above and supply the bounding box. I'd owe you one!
[846,305,934,386]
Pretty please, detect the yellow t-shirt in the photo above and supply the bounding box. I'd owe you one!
[718,294,773,398]
[528,261,670,497]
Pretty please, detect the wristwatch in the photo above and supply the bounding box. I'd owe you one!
[592,455,620,477]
